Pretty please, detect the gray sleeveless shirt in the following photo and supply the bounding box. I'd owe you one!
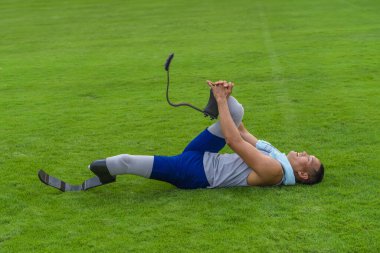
[203,152,251,188]
[203,140,296,188]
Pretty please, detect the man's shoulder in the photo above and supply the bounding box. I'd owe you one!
[247,155,284,186]
[267,157,284,180]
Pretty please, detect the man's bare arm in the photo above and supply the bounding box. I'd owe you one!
[238,123,258,147]
[208,82,283,185]
[208,81,258,147]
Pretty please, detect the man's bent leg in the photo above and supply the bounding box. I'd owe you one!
[182,129,226,153]
[183,96,244,153]
[207,96,244,138]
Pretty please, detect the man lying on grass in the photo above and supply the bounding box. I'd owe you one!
[39,80,324,191]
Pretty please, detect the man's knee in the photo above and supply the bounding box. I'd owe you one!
[107,154,131,169]
[228,96,244,123]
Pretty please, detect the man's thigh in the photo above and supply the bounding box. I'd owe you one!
[150,151,209,189]
[182,128,226,153]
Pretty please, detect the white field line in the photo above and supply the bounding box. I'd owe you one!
[257,4,296,126]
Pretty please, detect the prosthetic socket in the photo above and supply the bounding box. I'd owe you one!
[89,159,116,184]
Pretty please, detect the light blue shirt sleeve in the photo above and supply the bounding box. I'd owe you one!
[256,140,296,186]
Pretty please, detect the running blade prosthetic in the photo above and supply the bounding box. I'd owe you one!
[38,170,113,192]
[164,53,219,120]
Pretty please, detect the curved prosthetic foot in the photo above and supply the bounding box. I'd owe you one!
[203,90,219,119]
[89,159,116,184]
[38,169,108,192]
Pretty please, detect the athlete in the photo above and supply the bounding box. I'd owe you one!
[38,80,324,191]
[88,80,324,189]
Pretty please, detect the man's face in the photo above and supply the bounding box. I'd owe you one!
[287,151,321,181]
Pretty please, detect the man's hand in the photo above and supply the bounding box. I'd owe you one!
[206,80,234,100]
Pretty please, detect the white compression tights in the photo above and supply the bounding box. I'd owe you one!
[106,96,244,178]
[106,154,154,178]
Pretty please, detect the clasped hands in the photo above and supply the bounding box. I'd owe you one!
[207,80,234,101]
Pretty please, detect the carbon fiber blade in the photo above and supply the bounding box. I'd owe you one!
[38,170,83,192]
[82,176,104,190]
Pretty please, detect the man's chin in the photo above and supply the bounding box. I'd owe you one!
[287,151,295,157]
[287,151,296,162]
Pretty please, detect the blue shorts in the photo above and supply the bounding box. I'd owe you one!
[150,129,226,189]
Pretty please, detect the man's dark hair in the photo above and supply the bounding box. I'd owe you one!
[297,163,325,185]
[301,163,325,185]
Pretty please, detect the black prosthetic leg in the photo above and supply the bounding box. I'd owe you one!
[38,159,116,192]
[88,159,116,184]
[203,90,219,119]
[164,53,219,120]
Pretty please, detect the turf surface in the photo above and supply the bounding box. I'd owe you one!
[1,0,379,252]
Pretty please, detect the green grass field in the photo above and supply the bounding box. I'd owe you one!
[1,0,379,252]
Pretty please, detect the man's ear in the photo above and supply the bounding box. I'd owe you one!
[297,171,309,180]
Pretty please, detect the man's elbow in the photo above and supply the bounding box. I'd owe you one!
[225,136,243,148]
